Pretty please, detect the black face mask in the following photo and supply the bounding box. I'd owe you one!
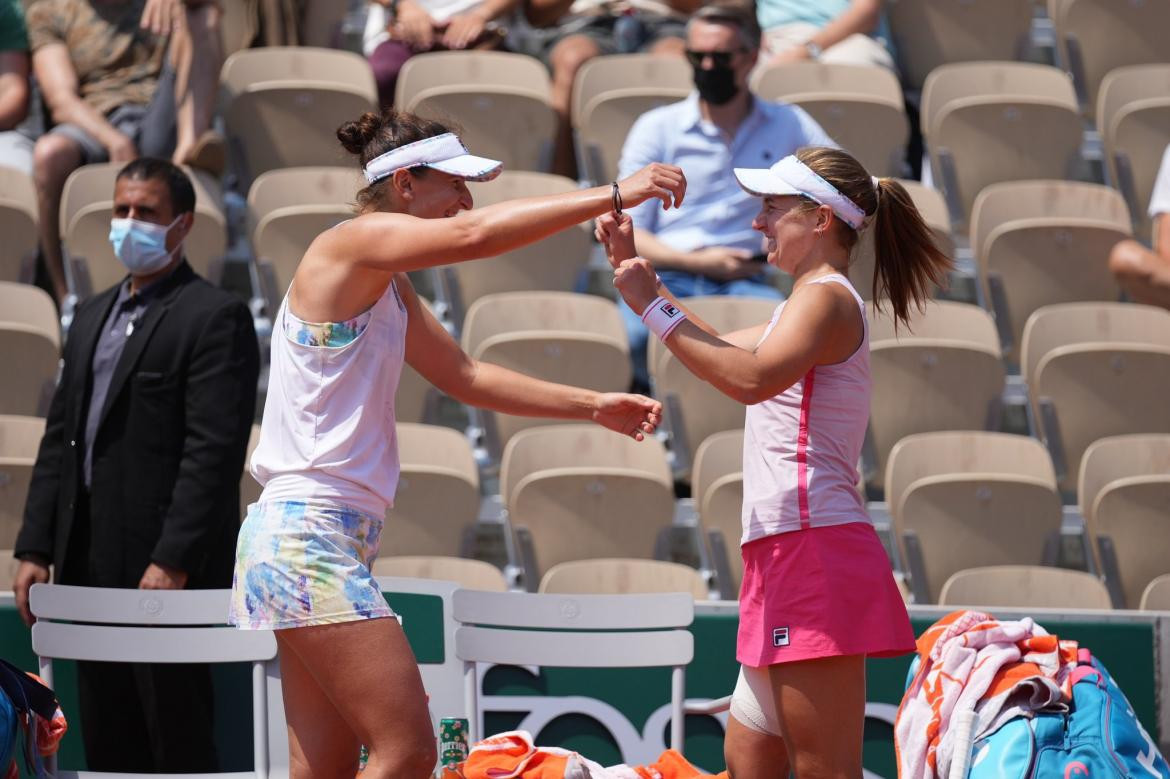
[693,64,740,106]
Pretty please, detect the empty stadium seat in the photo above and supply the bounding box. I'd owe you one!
[886,431,1062,603]
[1049,0,1170,118]
[461,292,630,456]
[939,565,1111,609]
[382,423,481,558]
[454,172,593,326]
[649,296,780,476]
[886,0,1035,91]
[1140,575,1170,611]
[371,556,507,591]
[969,180,1130,361]
[59,163,227,297]
[1021,303,1170,492]
[0,415,46,548]
[571,54,692,185]
[752,62,910,177]
[921,62,1082,230]
[867,302,1005,489]
[1096,64,1170,241]
[220,48,378,187]
[0,167,37,283]
[691,430,744,597]
[398,52,555,172]
[1079,434,1170,609]
[539,558,707,598]
[499,424,674,582]
[0,283,60,417]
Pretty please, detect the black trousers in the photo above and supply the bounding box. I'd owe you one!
[65,492,219,772]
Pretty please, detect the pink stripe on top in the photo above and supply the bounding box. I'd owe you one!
[741,274,869,543]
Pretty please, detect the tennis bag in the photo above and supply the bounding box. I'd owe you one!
[0,658,59,777]
[924,647,1170,778]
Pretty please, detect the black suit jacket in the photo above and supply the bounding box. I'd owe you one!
[15,262,260,589]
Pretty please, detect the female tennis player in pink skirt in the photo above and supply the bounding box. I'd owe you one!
[599,146,949,778]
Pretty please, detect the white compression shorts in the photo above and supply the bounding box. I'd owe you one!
[729,664,782,736]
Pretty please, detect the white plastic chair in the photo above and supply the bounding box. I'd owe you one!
[29,584,276,778]
[452,590,693,749]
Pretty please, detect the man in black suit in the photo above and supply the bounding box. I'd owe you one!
[12,158,260,772]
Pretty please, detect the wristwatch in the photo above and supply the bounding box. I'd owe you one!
[804,40,823,59]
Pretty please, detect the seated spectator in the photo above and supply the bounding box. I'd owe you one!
[617,1,835,387]
[363,0,518,109]
[757,0,894,71]
[1109,144,1170,310]
[0,0,32,174]
[27,0,224,305]
[509,0,699,178]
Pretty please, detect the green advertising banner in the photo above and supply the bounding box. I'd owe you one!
[0,595,1164,778]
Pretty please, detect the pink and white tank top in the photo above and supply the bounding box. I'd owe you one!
[741,273,869,543]
[251,279,408,517]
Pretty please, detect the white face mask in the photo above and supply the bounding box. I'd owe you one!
[108,215,184,274]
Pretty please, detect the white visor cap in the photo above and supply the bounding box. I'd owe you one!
[733,155,867,230]
[363,132,503,184]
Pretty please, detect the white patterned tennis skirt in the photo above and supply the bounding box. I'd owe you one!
[229,499,396,630]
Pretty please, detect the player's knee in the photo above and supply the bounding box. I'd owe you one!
[375,737,436,779]
[32,134,80,181]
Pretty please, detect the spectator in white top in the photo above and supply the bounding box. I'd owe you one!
[757,0,893,71]
[1108,144,1170,310]
[508,0,700,177]
[363,0,518,108]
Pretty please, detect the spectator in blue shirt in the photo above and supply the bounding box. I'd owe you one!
[757,0,893,71]
[617,1,834,387]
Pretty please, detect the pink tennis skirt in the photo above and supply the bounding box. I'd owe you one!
[737,521,916,667]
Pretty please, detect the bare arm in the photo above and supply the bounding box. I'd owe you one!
[0,51,29,130]
[399,277,661,438]
[1156,213,1170,259]
[807,0,882,51]
[523,0,574,27]
[34,43,134,156]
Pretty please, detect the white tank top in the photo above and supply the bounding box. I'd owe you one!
[251,280,408,517]
[741,273,869,543]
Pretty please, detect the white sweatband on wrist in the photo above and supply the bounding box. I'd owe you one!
[641,296,687,340]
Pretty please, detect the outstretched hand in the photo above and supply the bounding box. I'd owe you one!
[595,210,637,269]
[618,163,686,211]
[592,392,662,441]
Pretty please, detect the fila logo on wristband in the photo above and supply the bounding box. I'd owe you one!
[641,296,687,340]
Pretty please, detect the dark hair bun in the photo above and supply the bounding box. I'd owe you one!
[337,112,384,156]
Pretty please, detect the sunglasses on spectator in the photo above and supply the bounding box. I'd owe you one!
[685,49,745,68]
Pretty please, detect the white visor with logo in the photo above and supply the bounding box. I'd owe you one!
[363,132,503,184]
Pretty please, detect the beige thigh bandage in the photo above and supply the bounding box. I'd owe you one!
[728,664,782,736]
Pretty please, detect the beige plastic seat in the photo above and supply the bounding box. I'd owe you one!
[0,167,38,283]
[575,87,693,186]
[1021,303,1170,491]
[1140,574,1170,611]
[939,565,1112,609]
[0,548,15,591]
[499,424,673,579]
[372,556,507,591]
[456,173,592,321]
[571,54,692,128]
[0,415,45,548]
[1096,65,1170,241]
[648,296,780,476]
[1078,434,1170,609]
[921,63,1082,230]
[59,163,227,296]
[221,46,376,97]
[1049,0,1170,119]
[848,179,954,302]
[382,423,480,558]
[886,431,1062,603]
[867,303,1005,488]
[539,558,707,599]
[247,166,363,234]
[691,430,744,597]
[885,0,1035,90]
[399,52,555,172]
[240,423,262,519]
[0,283,60,417]
[969,181,1130,361]
[461,292,630,455]
[751,63,909,177]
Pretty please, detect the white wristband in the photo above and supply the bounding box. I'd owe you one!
[641,295,687,341]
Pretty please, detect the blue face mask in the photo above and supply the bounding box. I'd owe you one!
[108,215,183,275]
